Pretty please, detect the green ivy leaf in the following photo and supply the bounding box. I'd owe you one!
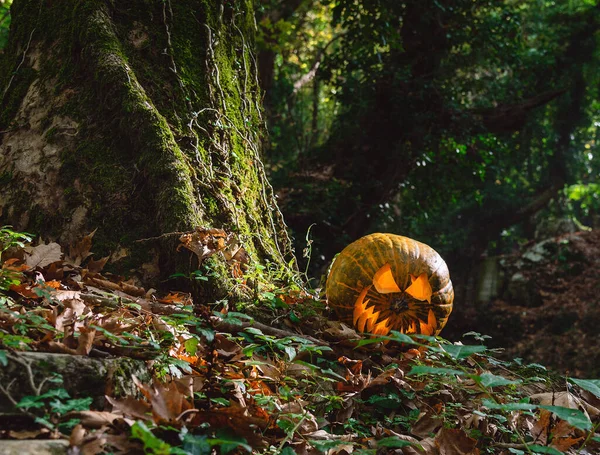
[210,397,230,407]
[408,366,465,376]
[279,447,296,455]
[210,429,252,454]
[181,433,211,455]
[131,421,172,453]
[569,378,600,399]
[0,351,7,366]
[474,373,521,388]
[185,337,199,356]
[16,395,46,409]
[196,327,214,343]
[528,445,563,455]
[354,336,390,347]
[482,399,536,411]
[377,437,416,448]
[538,405,592,431]
[388,331,420,345]
[442,344,487,359]
[284,345,296,361]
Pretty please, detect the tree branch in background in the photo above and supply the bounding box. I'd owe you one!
[292,33,344,95]
[477,88,567,134]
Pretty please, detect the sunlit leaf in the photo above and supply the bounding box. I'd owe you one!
[442,344,487,359]
[482,399,536,411]
[528,445,563,455]
[131,421,172,453]
[475,373,521,388]
[408,366,465,376]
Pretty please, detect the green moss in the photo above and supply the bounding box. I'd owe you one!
[43,126,58,142]
[0,171,12,186]
[1,0,294,293]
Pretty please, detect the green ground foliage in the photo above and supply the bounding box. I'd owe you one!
[1,230,600,454]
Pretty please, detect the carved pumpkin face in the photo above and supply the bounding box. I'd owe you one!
[326,233,454,337]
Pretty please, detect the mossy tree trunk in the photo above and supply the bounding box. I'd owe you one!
[0,0,294,293]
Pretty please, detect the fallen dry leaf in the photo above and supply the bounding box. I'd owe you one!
[9,283,42,299]
[76,326,96,355]
[531,408,551,445]
[435,427,479,455]
[106,395,152,420]
[68,229,97,266]
[411,412,443,439]
[87,256,109,273]
[25,242,63,268]
[133,376,193,424]
[178,228,229,263]
[66,411,121,429]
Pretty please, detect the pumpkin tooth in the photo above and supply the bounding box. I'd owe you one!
[356,300,376,333]
[365,307,381,332]
[372,317,391,336]
[352,286,372,326]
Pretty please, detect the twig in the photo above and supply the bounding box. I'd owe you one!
[211,316,326,346]
[1,0,43,101]
[0,378,38,420]
[2,27,36,100]
[292,33,345,95]
[133,231,187,243]
[176,408,201,421]
[80,292,192,317]
[492,442,528,449]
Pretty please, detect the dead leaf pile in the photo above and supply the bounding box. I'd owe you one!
[1,232,600,454]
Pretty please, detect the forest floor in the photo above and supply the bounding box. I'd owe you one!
[0,229,600,454]
[473,229,600,378]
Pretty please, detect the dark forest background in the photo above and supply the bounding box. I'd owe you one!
[255,0,600,333]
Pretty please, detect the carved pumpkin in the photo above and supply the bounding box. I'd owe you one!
[326,233,453,337]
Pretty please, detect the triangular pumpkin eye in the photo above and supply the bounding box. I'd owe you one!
[372,263,401,294]
[405,273,432,303]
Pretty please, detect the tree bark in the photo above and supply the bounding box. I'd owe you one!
[0,0,295,293]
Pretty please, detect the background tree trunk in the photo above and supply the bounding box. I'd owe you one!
[0,0,294,293]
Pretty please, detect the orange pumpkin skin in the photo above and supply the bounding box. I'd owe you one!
[326,233,454,336]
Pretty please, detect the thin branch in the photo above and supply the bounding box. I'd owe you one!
[292,33,344,95]
[211,316,326,346]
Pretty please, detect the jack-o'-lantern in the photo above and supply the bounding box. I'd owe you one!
[326,233,453,336]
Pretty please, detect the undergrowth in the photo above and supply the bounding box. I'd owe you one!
[0,227,599,454]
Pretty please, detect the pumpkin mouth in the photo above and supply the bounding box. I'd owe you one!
[351,263,438,337]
